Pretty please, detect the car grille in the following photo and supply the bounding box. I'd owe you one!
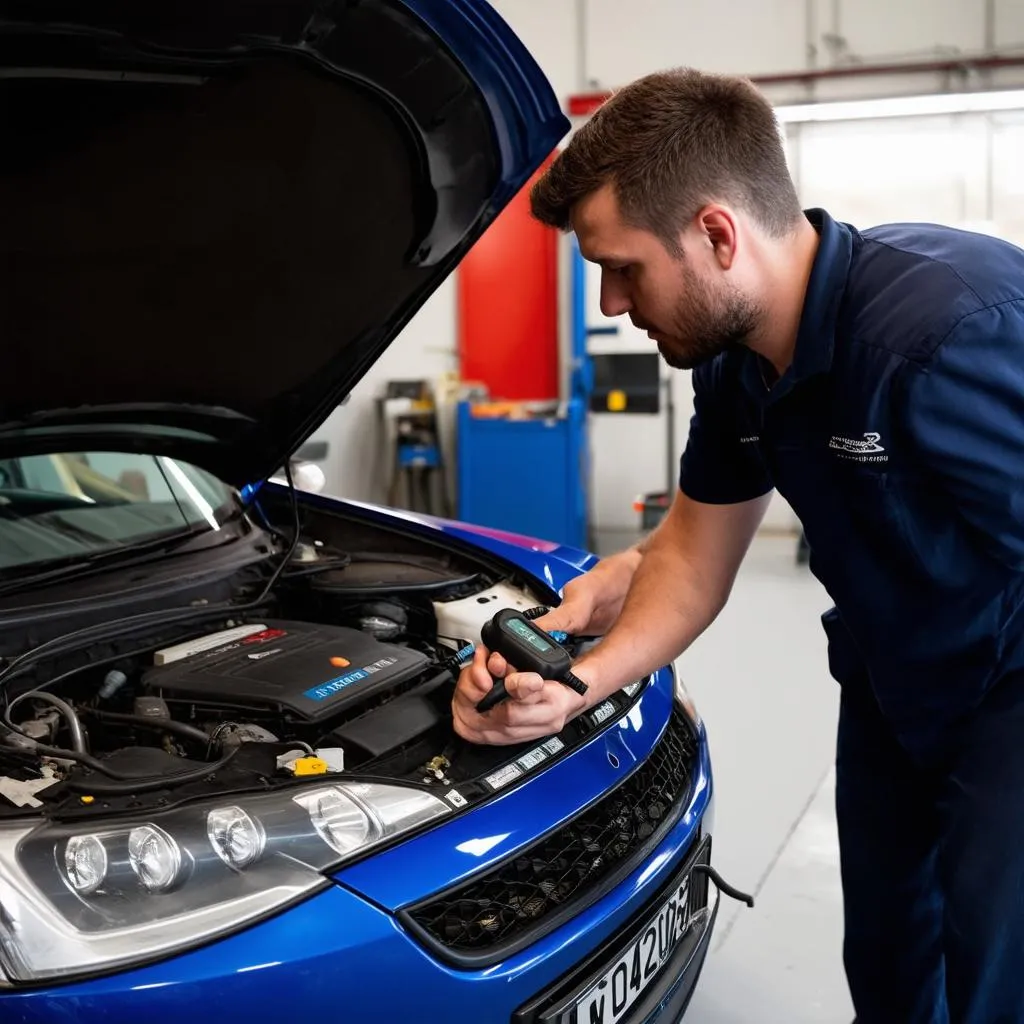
[401,711,697,964]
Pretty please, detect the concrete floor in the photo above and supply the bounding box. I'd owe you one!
[592,530,855,1023]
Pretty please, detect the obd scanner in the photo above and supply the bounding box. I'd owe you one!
[474,608,589,713]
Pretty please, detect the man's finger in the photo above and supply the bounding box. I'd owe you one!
[456,661,494,702]
[503,671,546,703]
[531,609,573,634]
[487,650,509,677]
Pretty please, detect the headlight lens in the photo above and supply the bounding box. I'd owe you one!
[672,663,702,729]
[0,782,449,985]
[64,834,107,896]
[207,806,265,871]
[128,825,185,893]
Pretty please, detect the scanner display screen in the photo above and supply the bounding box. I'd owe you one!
[506,617,553,653]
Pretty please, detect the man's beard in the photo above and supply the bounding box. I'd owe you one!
[636,268,762,371]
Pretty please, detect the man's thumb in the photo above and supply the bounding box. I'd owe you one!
[532,604,580,637]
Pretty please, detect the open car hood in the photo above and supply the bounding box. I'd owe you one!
[0,0,568,488]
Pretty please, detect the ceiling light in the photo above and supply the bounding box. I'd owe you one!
[775,88,1024,124]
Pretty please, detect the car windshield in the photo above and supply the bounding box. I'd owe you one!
[0,452,237,573]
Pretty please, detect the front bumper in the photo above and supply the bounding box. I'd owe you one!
[513,833,719,1024]
[0,709,718,1024]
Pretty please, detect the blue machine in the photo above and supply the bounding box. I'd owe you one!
[456,241,593,549]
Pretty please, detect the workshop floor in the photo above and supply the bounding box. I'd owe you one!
[592,530,855,1023]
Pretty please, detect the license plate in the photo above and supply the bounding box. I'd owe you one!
[574,876,694,1024]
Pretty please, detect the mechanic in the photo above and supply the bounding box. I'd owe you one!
[451,67,1024,1024]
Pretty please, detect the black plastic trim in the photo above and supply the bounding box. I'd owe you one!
[397,711,698,969]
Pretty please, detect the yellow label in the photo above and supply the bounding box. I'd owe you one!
[80,795,95,805]
[293,757,329,776]
[607,389,627,412]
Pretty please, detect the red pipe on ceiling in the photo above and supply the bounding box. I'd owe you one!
[567,54,1024,116]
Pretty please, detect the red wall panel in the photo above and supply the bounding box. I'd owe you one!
[457,155,559,401]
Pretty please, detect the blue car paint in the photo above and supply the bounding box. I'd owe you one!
[1,722,712,1024]
[306,488,601,589]
[334,670,687,909]
[396,0,570,195]
[0,490,714,1022]
[0,2,716,1018]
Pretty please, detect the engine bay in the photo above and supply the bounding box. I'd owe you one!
[0,499,647,822]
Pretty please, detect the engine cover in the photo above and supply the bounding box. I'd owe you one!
[141,621,430,723]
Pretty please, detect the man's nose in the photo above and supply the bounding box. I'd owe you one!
[599,272,632,318]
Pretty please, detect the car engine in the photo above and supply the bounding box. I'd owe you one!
[0,495,651,823]
[143,621,432,727]
[0,505,642,819]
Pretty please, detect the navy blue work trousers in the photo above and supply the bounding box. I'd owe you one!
[836,675,1024,1024]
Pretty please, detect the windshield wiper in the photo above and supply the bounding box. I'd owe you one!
[0,527,230,601]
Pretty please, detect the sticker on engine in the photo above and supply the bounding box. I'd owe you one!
[196,628,288,660]
[517,747,548,771]
[247,648,282,661]
[446,789,468,808]
[485,763,523,791]
[591,700,616,724]
[542,737,564,756]
[303,656,400,701]
[242,629,288,645]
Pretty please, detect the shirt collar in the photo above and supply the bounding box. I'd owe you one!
[740,207,853,403]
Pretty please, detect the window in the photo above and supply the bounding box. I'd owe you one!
[0,453,236,571]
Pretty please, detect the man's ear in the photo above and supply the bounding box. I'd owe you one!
[695,205,739,270]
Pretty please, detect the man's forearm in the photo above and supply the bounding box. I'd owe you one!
[572,542,722,705]
[571,491,769,705]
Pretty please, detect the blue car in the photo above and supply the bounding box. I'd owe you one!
[0,1,744,1021]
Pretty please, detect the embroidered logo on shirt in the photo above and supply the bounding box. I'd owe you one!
[739,435,760,443]
[829,432,888,462]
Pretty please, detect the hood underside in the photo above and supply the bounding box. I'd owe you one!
[0,0,568,488]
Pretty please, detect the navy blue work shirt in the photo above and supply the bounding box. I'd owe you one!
[678,208,1024,756]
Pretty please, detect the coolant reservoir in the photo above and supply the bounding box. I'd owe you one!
[432,581,541,651]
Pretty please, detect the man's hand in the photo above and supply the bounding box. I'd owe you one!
[531,548,643,637]
[452,645,589,746]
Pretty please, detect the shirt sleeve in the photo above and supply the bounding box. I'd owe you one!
[677,359,774,504]
[902,299,1024,570]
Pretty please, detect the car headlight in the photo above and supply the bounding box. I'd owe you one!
[0,781,449,985]
[672,663,702,729]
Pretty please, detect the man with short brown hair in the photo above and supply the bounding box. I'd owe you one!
[451,65,1024,1023]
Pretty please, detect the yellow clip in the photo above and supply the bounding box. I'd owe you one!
[607,389,627,412]
[80,795,95,805]
[293,756,328,776]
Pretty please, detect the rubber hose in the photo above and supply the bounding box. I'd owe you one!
[6,691,87,754]
[80,708,212,748]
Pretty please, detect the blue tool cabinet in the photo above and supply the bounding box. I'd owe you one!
[455,399,588,549]
[455,241,592,549]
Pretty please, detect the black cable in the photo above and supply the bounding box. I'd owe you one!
[3,690,87,753]
[77,708,212,748]
[441,642,476,679]
[247,460,301,603]
[29,742,241,788]
[1,637,161,732]
[0,639,159,750]
[690,864,756,908]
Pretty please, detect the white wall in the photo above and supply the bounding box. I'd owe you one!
[304,277,458,504]
[321,0,1024,533]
